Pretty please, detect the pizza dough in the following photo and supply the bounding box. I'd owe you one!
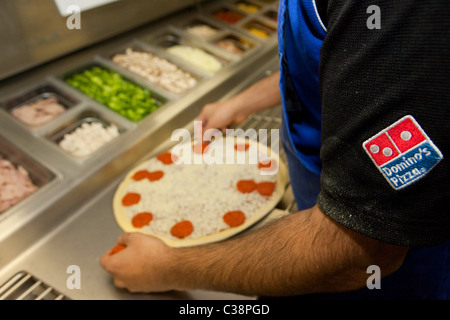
[113,137,288,247]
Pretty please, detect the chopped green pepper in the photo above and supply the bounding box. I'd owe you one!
[65,66,162,121]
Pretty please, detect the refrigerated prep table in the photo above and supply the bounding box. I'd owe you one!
[0,0,296,300]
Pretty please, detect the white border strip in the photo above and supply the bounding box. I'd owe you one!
[312,0,327,32]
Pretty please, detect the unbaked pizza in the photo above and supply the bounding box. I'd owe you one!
[112,137,288,247]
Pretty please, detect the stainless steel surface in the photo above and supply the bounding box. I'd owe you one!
[0,0,286,300]
[0,271,67,300]
[0,0,210,80]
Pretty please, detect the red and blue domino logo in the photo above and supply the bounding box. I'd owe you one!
[363,115,443,190]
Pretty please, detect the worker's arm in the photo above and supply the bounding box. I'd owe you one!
[100,205,408,295]
[197,70,281,140]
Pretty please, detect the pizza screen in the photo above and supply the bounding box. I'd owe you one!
[113,138,288,246]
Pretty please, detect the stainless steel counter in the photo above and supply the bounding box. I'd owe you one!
[0,0,293,300]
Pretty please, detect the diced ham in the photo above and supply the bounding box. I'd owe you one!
[0,158,37,213]
[11,97,66,127]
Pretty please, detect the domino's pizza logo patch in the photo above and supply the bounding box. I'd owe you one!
[363,115,443,190]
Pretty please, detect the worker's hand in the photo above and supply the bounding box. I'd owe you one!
[197,100,250,141]
[100,232,178,293]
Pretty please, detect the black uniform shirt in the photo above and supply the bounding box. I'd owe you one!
[316,0,450,247]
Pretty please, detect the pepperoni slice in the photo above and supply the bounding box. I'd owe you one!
[223,210,246,227]
[132,170,164,182]
[132,170,151,181]
[132,212,154,228]
[157,152,178,165]
[258,159,275,169]
[122,192,141,206]
[236,180,256,193]
[256,182,276,196]
[170,220,194,239]
[234,143,250,152]
[193,141,210,154]
[147,170,164,181]
[109,243,126,255]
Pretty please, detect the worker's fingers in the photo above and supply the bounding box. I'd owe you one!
[197,108,208,124]
[197,102,216,125]
[196,115,226,141]
[194,118,206,141]
[118,232,134,245]
[100,247,118,271]
[203,126,225,141]
[113,278,126,289]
